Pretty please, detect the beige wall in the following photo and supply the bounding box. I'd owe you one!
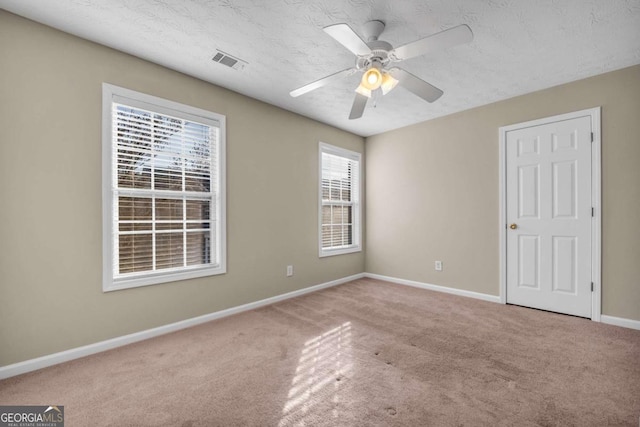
[366,64,640,321]
[0,11,365,366]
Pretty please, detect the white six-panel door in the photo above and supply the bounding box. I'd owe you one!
[505,115,593,318]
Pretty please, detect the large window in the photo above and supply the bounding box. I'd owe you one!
[102,84,226,291]
[319,142,361,257]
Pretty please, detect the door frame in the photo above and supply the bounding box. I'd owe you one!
[498,107,602,321]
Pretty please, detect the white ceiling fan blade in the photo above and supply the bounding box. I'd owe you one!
[290,68,356,97]
[389,68,443,103]
[349,92,368,120]
[390,24,473,61]
[323,24,372,56]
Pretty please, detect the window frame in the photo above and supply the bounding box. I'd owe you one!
[102,83,226,292]
[318,142,362,257]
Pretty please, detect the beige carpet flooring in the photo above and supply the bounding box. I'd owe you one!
[1,278,639,426]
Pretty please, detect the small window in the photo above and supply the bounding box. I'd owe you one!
[319,142,362,257]
[102,84,226,291]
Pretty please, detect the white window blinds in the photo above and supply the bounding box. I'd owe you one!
[319,143,361,256]
[103,84,226,291]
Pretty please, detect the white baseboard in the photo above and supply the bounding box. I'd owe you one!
[601,315,640,331]
[0,273,364,380]
[366,273,640,330]
[364,272,502,304]
[4,272,634,380]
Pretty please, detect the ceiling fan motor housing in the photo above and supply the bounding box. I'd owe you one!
[355,20,393,70]
[356,43,393,70]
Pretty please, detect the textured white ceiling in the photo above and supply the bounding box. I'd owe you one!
[2,0,640,136]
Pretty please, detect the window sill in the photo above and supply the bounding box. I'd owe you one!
[319,246,362,258]
[103,264,226,292]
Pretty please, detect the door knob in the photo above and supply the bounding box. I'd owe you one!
[510,223,518,230]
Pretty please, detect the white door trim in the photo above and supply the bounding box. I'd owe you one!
[499,107,601,321]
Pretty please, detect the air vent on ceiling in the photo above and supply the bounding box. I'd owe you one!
[211,50,247,71]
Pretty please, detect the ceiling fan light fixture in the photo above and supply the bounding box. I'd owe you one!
[380,73,399,95]
[355,84,372,98]
[360,67,382,90]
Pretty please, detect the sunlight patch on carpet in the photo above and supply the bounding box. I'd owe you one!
[278,322,353,426]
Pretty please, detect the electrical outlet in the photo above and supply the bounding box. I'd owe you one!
[435,261,443,271]
[286,265,294,277]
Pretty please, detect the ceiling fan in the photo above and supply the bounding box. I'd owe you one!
[290,20,473,120]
